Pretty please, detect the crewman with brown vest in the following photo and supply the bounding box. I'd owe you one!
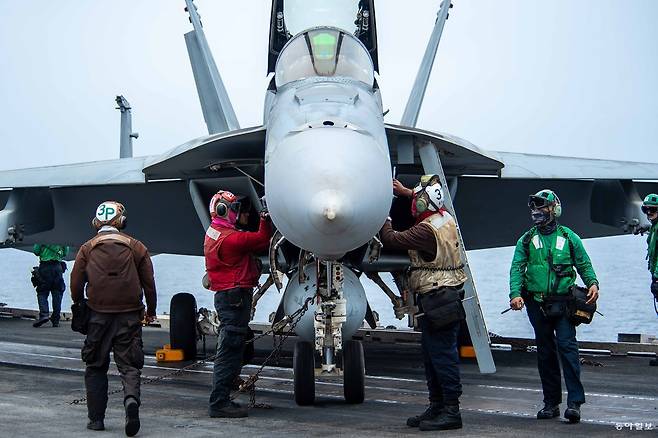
[204,190,272,418]
[380,175,467,431]
[70,200,157,436]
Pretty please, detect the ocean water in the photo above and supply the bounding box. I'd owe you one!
[1,234,656,342]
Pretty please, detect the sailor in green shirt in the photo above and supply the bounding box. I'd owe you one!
[638,194,658,366]
[508,189,599,424]
[32,244,69,327]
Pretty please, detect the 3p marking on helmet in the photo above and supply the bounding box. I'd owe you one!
[92,200,127,230]
[96,203,119,221]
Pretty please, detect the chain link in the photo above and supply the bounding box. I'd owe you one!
[70,295,316,407]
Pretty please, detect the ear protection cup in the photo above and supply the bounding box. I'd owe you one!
[117,215,127,229]
[215,202,228,218]
[553,193,562,218]
[415,196,428,213]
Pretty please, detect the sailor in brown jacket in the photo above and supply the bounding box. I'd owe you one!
[70,201,156,436]
[380,175,466,431]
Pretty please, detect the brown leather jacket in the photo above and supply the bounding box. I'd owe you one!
[70,230,157,316]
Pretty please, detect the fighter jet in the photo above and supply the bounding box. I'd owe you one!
[1,0,657,405]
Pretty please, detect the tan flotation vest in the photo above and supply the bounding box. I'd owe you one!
[408,212,468,294]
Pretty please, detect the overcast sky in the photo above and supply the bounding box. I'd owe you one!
[0,0,656,172]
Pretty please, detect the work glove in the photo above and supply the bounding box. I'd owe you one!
[651,278,658,299]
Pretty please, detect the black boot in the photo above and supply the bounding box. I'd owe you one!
[537,403,560,419]
[32,316,50,328]
[86,419,105,431]
[649,358,657,367]
[406,402,443,427]
[209,401,248,418]
[564,402,581,423]
[124,397,140,437]
[419,403,462,431]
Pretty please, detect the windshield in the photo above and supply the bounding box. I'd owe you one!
[284,0,359,35]
[275,28,374,87]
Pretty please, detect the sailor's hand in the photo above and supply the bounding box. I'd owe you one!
[393,179,412,198]
[586,284,599,304]
[144,315,156,324]
[510,297,524,310]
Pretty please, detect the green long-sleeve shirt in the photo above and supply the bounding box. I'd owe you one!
[647,222,658,278]
[33,244,69,262]
[509,225,598,302]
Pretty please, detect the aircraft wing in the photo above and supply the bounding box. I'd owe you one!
[0,127,267,255]
[493,151,658,180]
[378,125,658,256]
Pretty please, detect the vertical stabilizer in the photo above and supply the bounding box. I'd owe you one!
[400,1,452,127]
[115,96,138,158]
[184,0,240,134]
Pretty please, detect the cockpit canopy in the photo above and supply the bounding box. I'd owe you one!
[275,27,375,88]
[268,0,378,74]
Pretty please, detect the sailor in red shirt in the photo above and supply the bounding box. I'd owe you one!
[205,190,272,418]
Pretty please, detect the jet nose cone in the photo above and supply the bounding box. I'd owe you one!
[265,127,392,259]
[309,190,352,232]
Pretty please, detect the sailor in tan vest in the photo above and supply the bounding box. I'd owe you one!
[379,175,466,431]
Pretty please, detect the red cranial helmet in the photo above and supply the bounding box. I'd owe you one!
[209,190,242,224]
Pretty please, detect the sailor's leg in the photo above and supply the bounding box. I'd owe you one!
[36,291,50,320]
[50,289,64,325]
[420,317,445,405]
[83,311,113,422]
[421,316,462,405]
[555,316,585,405]
[112,311,144,404]
[209,288,252,412]
[525,299,562,405]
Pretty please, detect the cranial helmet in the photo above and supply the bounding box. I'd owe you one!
[413,174,444,214]
[209,190,242,224]
[528,189,562,218]
[92,200,127,230]
[641,193,658,214]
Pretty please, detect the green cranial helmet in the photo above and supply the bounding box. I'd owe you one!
[527,189,562,218]
[643,193,658,207]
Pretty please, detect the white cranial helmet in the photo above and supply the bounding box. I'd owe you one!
[413,174,444,213]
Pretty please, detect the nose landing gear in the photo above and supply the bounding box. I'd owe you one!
[292,261,366,405]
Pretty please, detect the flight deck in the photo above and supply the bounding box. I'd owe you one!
[0,311,655,437]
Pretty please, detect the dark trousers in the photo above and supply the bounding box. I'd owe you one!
[419,316,462,406]
[82,310,144,421]
[36,261,65,323]
[209,288,252,411]
[525,298,585,406]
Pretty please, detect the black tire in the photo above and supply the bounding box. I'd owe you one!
[170,292,197,360]
[293,341,315,405]
[343,340,365,404]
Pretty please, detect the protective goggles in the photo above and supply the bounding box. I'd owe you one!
[527,195,551,210]
[226,201,242,213]
[641,205,658,214]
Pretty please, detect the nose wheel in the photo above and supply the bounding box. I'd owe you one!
[342,340,365,404]
[293,341,315,405]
